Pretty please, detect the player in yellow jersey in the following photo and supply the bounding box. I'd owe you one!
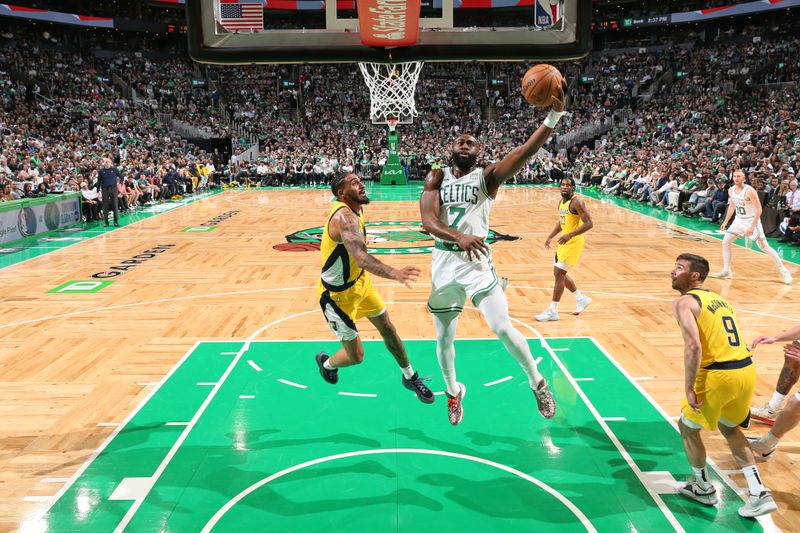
[535,176,593,321]
[315,172,434,404]
[671,253,776,518]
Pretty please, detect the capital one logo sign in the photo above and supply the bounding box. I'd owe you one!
[48,280,116,294]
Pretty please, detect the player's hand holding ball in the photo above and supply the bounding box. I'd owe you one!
[521,64,567,111]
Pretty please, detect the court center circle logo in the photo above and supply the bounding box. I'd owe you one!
[275,221,520,254]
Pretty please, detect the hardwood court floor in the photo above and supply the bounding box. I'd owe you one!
[0,185,798,531]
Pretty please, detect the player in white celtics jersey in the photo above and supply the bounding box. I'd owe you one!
[710,169,792,284]
[419,81,567,425]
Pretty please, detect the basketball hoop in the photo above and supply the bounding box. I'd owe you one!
[358,61,424,125]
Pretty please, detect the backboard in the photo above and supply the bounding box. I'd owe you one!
[187,0,591,64]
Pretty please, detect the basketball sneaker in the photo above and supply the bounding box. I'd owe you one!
[533,379,556,418]
[534,308,559,322]
[446,383,466,425]
[750,402,779,426]
[402,372,435,404]
[747,435,778,462]
[710,270,733,280]
[781,268,793,284]
[315,352,338,384]
[572,295,592,315]
[677,480,719,506]
[738,491,778,518]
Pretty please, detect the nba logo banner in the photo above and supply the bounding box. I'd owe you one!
[534,0,563,30]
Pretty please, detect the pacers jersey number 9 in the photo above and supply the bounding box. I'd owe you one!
[688,288,750,367]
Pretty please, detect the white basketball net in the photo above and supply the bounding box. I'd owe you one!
[358,61,424,124]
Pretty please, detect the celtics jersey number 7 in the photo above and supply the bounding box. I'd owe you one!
[437,167,493,246]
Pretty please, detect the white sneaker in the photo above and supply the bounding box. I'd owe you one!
[750,402,780,426]
[573,296,592,315]
[747,435,778,462]
[738,491,777,518]
[535,309,559,322]
[677,480,719,506]
[710,270,733,280]
[781,269,792,284]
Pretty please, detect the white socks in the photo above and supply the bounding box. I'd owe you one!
[323,359,335,370]
[401,365,415,380]
[549,301,559,312]
[722,234,734,272]
[769,391,786,411]
[764,432,779,448]
[742,465,767,497]
[692,466,710,490]
[435,288,551,396]
[759,239,787,272]
[434,312,460,397]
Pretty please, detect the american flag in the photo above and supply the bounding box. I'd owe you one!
[219,0,263,32]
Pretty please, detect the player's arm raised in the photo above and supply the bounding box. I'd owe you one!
[483,79,567,196]
[420,169,489,261]
[558,197,594,245]
[336,209,420,288]
[673,295,703,411]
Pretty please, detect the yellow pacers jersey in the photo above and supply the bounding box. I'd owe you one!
[319,201,366,293]
[559,196,584,245]
[687,288,751,368]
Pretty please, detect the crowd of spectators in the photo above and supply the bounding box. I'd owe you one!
[110,56,229,137]
[567,32,799,236]
[2,16,799,240]
[0,38,221,221]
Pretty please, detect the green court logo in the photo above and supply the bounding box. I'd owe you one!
[49,280,115,293]
[276,221,520,254]
[182,226,217,232]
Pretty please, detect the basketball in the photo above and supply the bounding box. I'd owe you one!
[521,64,564,107]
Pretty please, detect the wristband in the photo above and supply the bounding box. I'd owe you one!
[543,110,565,129]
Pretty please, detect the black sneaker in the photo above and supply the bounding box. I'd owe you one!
[402,372,434,404]
[315,352,338,384]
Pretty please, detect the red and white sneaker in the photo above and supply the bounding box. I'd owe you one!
[533,379,556,419]
[750,402,779,426]
[446,383,466,426]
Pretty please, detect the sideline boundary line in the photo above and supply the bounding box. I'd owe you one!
[27,341,204,528]
[512,323,686,532]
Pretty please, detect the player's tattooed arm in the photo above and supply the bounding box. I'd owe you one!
[339,210,393,278]
[338,209,420,287]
